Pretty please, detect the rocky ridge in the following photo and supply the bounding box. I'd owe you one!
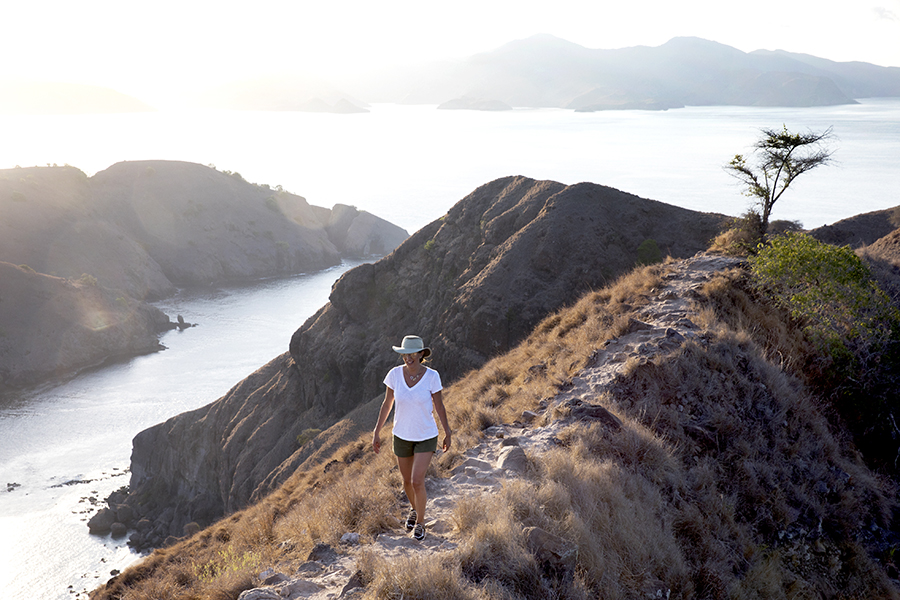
[110,176,727,550]
[810,205,900,248]
[0,162,407,299]
[228,253,746,599]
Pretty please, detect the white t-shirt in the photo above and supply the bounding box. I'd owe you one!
[383,365,443,442]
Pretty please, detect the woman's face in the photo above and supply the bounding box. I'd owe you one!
[402,351,423,366]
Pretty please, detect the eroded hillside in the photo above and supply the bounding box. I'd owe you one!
[90,251,900,600]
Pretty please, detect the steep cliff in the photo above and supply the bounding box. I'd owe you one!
[121,176,727,548]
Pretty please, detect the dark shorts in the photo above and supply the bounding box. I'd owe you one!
[393,435,438,457]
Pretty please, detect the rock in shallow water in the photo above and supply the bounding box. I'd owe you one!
[87,508,116,535]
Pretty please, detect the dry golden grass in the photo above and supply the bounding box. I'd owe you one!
[441,264,663,444]
[709,225,759,256]
[364,552,481,600]
[92,260,900,600]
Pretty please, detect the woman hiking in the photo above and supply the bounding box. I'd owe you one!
[372,335,452,541]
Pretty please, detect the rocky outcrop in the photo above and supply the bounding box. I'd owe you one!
[324,204,408,258]
[89,161,407,289]
[0,261,171,388]
[118,176,727,548]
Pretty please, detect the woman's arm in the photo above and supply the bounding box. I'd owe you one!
[432,390,452,452]
[372,387,395,454]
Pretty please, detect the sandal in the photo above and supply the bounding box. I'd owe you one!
[405,508,417,530]
[413,523,426,541]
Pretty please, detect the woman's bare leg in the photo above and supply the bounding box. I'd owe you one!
[396,452,434,523]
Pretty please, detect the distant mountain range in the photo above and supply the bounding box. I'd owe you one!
[2,36,898,114]
[381,35,900,111]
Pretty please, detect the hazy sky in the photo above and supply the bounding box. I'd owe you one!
[3,0,899,104]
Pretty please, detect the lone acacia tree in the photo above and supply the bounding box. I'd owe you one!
[725,125,835,238]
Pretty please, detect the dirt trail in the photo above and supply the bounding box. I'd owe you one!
[239,253,745,600]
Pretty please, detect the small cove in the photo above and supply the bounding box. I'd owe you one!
[0,261,367,598]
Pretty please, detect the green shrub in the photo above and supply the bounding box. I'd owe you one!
[749,233,897,357]
[749,232,900,471]
[77,273,98,286]
[636,238,662,266]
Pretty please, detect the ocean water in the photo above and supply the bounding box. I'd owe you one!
[2,100,898,235]
[0,263,365,598]
[0,101,898,598]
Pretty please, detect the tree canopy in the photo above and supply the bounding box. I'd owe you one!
[725,125,834,237]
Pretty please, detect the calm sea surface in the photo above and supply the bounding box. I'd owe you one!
[0,101,898,598]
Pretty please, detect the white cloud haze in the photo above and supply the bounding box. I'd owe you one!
[2,0,898,104]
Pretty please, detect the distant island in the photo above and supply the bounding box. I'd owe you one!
[438,97,513,111]
[190,75,370,113]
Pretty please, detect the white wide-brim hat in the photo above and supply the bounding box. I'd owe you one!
[392,335,432,358]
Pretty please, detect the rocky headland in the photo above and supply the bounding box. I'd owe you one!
[0,161,407,388]
[109,175,730,549]
[0,261,171,388]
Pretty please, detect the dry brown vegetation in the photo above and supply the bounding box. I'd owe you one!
[92,259,900,600]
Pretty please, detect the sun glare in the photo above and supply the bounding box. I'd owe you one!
[0,0,897,108]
